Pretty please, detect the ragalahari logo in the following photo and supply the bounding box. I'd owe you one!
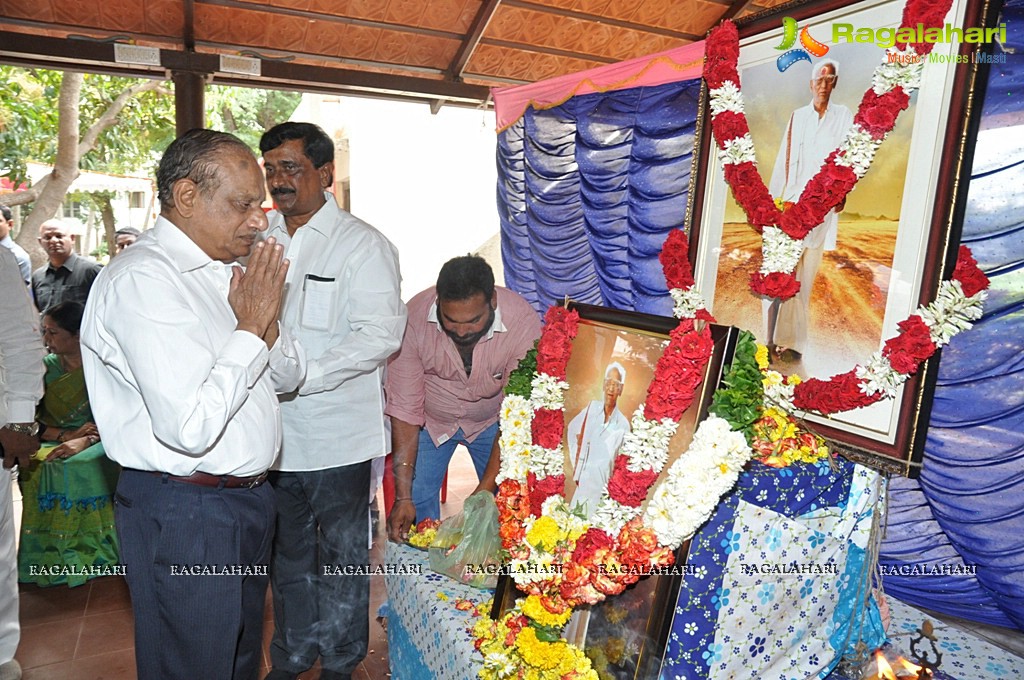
[775,17,830,72]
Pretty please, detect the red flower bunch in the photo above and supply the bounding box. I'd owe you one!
[496,479,530,550]
[618,518,674,573]
[711,111,751,150]
[531,408,564,449]
[793,371,875,415]
[798,156,859,220]
[899,0,956,54]
[644,322,714,421]
[855,88,911,139]
[953,245,990,298]
[703,21,740,88]
[535,306,579,379]
[527,471,565,517]
[606,456,660,508]
[750,271,801,300]
[882,315,937,374]
[723,163,780,231]
[659,229,695,290]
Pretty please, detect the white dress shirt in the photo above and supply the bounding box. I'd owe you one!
[0,247,44,426]
[0,236,31,287]
[769,101,854,251]
[566,400,629,516]
[266,195,406,471]
[81,217,305,477]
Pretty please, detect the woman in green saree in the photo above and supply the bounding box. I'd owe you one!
[18,301,120,587]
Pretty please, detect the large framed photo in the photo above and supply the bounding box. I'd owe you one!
[687,0,998,474]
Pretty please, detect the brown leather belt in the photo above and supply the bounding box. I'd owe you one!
[148,470,269,489]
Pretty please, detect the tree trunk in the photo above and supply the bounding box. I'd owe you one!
[15,72,84,268]
[99,195,116,258]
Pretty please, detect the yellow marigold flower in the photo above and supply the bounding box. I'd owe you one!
[755,344,770,370]
[763,370,783,387]
[522,595,573,628]
[787,373,802,385]
[526,515,563,551]
[515,626,562,670]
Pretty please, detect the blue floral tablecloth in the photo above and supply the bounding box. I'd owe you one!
[662,458,886,680]
[383,542,491,680]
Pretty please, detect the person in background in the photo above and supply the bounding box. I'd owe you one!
[17,302,119,588]
[385,255,540,542]
[113,227,142,255]
[0,205,31,285]
[32,219,101,312]
[81,129,305,680]
[259,122,405,680]
[566,361,630,516]
[0,247,47,680]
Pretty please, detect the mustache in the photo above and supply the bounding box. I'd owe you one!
[270,187,295,197]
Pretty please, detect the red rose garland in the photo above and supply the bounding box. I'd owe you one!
[703,0,954,300]
[792,246,989,414]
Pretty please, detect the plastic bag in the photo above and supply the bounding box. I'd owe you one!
[428,491,501,589]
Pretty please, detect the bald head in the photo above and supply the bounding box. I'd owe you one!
[38,219,76,267]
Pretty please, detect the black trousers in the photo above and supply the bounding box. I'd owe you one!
[114,469,275,680]
[268,461,371,675]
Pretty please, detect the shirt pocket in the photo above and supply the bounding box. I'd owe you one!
[300,275,337,331]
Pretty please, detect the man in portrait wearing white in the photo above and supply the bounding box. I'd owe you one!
[82,129,305,680]
[566,362,630,516]
[766,58,853,361]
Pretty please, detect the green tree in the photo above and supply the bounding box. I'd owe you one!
[0,67,175,259]
[206,85,301,150]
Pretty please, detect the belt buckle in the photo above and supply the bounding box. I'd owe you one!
[246,472,266,489]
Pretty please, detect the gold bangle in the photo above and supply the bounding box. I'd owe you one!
[394,462,414,468]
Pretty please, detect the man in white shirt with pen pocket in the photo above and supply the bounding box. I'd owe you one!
[259,122,406,680]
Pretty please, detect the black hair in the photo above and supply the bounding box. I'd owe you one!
[156,129,254,212]
[436,255,495,302]
[259,122,334,168]
[115,227,142,237]
[0,204,11,222]
[42,301,85,336]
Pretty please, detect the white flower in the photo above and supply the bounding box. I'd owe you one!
[531,445,566,478]
[835,126,881,178]
[855,354,905,398]
[483,651,517,677]
[762,374,796,412]
[589,500,638,535]
[643,415,752,548]
[619,407,678,473]
[709,81,744,116]
[760,227,804,275]
[721,134,756,165]
[530,373,569,410]
[920,281,986,347]
[670,287,708,320]
[873,47,924,95]
[497,394,533,483]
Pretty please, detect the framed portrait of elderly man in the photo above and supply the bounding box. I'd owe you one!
[687,0,999,474]
[560,303,736,517]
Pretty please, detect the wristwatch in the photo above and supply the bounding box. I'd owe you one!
[2,422,40,438]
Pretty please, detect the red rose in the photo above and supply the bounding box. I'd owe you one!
[704,22,741,88]
[536,307,579,377]
[644,324,713,420]
[801,158,858,214]
[531,408,564,449]
[793,372,877,414]
[750,272,801,300]
[725,163,777,228]
[712,111,750,147]
[659,229,695,290]
[854,88,911,139]
[778,200,818,240]
[952,245,990,297]
[883,315,936,374]
[607,456,659,507]
[572,528,615,564]
[527,472,565,516]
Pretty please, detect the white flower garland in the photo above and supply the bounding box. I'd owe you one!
[855,282,987,398]
[761,226,805,275]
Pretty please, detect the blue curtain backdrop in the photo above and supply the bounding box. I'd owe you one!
[496,3,1024,631]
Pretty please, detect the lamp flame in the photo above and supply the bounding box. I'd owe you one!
[874,651,897,680]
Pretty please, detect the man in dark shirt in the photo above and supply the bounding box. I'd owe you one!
[31,219,101,312]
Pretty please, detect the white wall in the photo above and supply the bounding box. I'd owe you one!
[292,95,501,300]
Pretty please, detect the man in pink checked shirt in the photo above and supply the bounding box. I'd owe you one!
[384,255,540,542]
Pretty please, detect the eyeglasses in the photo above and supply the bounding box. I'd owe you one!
[812,75,837,84]
[604,379,623,388]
